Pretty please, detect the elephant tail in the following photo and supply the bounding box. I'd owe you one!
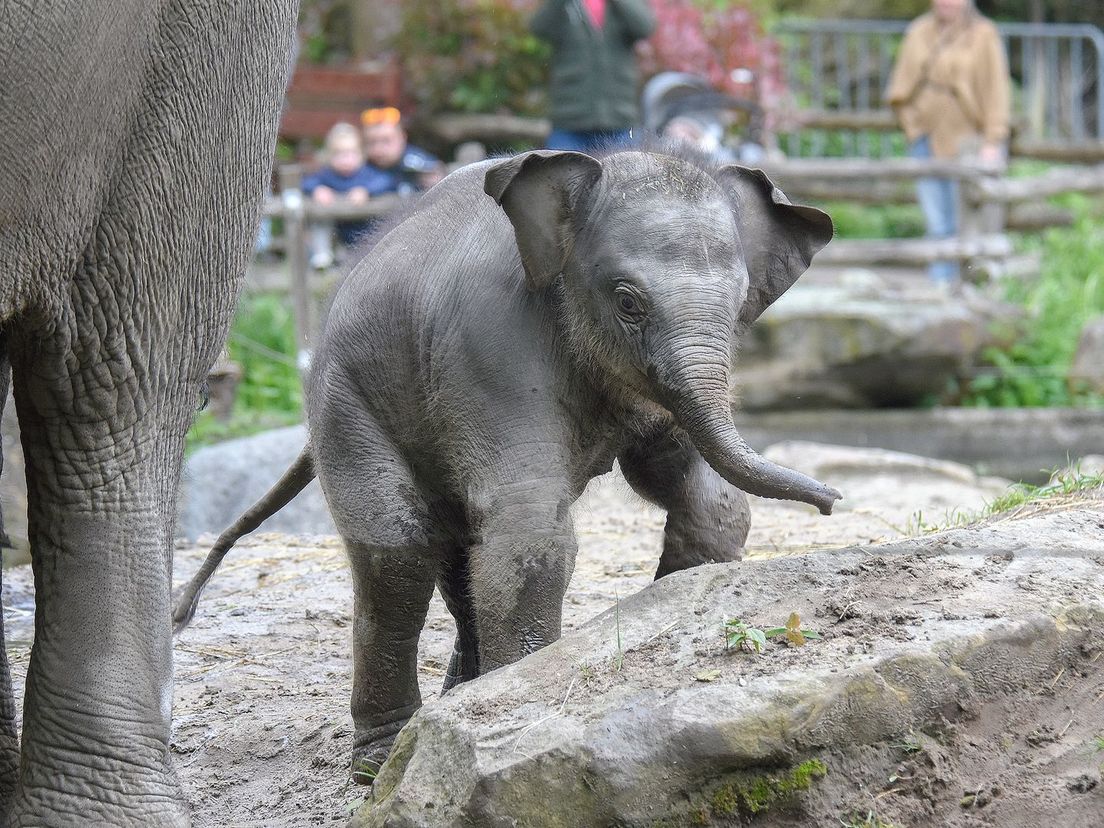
[172,446,316,635]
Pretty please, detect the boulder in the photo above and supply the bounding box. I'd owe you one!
[355,492,1104,828]
[177,424,334,540]
[739,280,1016,409]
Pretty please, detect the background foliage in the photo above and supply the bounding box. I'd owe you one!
[962,196,1104,408]
[394,0,550,116]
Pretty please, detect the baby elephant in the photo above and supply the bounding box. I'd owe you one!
[173,148,840,779]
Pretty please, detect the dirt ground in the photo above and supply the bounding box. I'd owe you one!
[0,459,1042,827]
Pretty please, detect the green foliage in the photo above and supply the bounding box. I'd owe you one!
[724,613,820,653]
[962,196,1104,408]
[185,292,304,454]
[226,293,303,415]
[818,200,924,239]
[393,0,550,116]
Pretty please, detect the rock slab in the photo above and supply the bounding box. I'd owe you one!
[177,424,333,540]
[740,278,1015,409]
[355,495,1104,827]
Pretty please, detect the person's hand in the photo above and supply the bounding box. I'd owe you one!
[346,186,369,204]
[979,142,1005,168]
[312,186,335,206]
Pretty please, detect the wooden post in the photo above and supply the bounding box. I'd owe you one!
[278,164,311,373]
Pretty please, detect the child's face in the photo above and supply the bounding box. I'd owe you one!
[364,123,407,168]
[329,137,364,176]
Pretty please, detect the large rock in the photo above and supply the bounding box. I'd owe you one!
[355,493,1104,828]
[177,425,333,540]
[739,277,1015,409]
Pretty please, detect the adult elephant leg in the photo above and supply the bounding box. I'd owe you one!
[9,362,191,827]
[466,480,577,674]
[438,551,479,693]
[620,427,750,580]
[0,337,18,817]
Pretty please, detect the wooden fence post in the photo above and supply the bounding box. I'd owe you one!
[278,165,312,373]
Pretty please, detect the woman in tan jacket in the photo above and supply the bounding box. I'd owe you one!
[887,0,1011,284]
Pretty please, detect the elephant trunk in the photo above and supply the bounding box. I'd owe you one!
[660,351,841,515]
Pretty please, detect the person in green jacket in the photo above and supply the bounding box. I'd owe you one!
[531,0,656,153]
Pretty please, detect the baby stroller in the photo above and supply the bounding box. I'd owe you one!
[640,71,766,164]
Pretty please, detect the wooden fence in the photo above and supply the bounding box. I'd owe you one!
[262,157,1104,359]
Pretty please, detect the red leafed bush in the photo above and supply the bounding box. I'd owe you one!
[637,0,787,113]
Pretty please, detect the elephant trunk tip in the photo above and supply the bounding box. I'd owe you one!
[813,484,843,516]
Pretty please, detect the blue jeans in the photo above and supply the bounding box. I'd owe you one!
[910,136,959,284]
[546,128,632,154]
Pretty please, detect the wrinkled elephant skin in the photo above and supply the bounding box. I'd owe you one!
[0,2,297,825]
[303,149,840,777]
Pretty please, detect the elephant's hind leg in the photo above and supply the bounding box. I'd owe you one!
[438,552,479,693]
[620,427,750,579]
[314,410,440,784]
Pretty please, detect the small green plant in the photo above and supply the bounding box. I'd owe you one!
[890,732,923,754]
[839,810,903,828]
[612,591,624,672]
[903,466,1104,535]
[1092,735,1104,753]
[351,759,379,785]
[724,613,820,654]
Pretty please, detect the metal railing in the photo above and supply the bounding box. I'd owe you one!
[775,19,1104,157]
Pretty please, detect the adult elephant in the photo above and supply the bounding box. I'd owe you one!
[0,2,297,824]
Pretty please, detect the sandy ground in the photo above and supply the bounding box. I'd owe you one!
[2,460,1012,826]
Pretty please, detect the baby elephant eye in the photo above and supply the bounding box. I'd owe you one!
[619,294,638,313]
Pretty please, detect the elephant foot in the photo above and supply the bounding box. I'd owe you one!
[9,786,189,828]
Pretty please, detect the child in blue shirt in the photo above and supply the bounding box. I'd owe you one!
[302,123,381,268]
[361,107,443,196]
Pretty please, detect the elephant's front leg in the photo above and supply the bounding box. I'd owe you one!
[467,482,578,674]
[620,428,750,579]
[13,419,186,826]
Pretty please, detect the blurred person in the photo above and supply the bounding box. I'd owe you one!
[361,106,443,194]
[887,0,1010,285]
[531,0,656,153]
[302,122,378,269]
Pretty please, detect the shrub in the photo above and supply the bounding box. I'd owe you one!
[393,0,783,118]
[962,196,1104,408]
[393,0,550,116]
[637,0,786,117]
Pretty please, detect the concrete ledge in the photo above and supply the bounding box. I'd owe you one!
[735,407,1104,483]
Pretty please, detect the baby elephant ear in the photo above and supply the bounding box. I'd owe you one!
[485,150,602,291]
[717,165,834,328]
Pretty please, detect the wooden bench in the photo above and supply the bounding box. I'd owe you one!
[279,60,404,145]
